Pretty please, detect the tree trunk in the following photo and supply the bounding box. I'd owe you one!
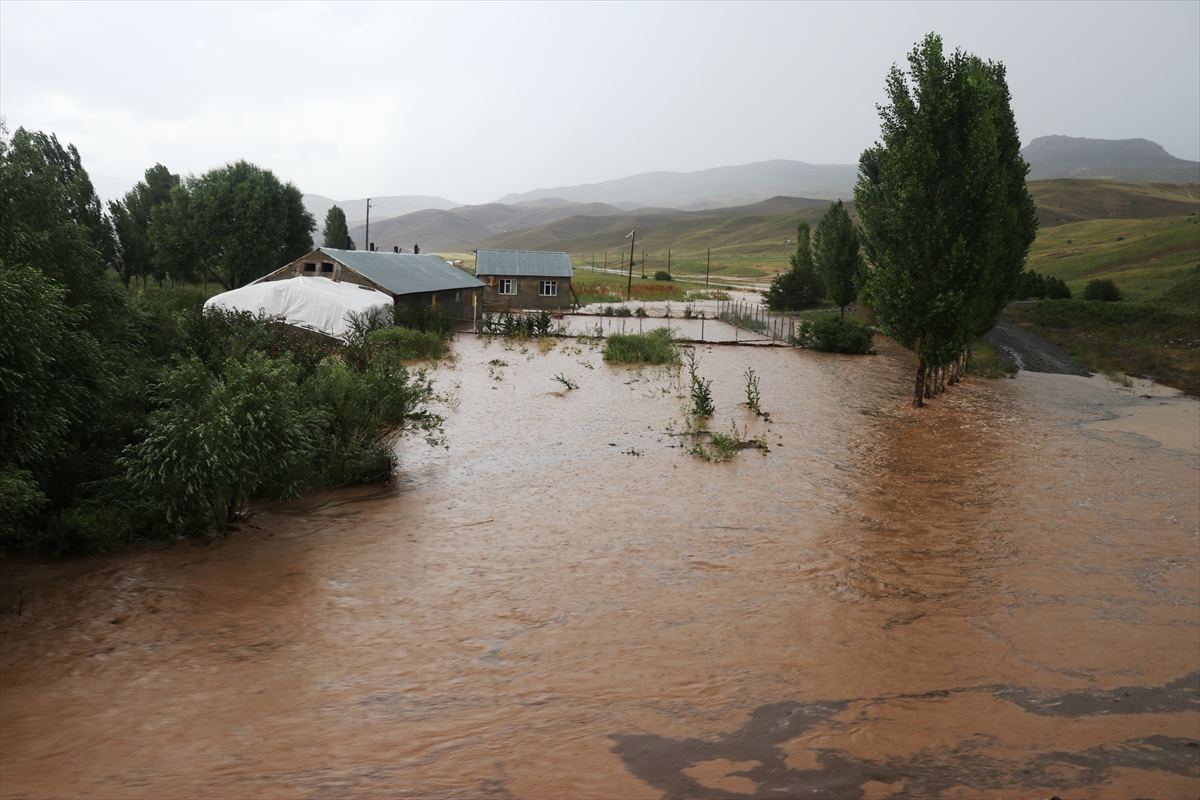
[914,357,927,407]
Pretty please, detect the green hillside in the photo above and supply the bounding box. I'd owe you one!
[1028,179,1198,227]
[1027,215,1200,302]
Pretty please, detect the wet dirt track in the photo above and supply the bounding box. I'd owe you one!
[2,331,1198,799]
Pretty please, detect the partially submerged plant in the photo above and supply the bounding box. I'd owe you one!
[743,368,770,420]
[553,373,578,390]
[686,349,714,419]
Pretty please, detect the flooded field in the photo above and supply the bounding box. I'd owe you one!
[2,330,1198,799]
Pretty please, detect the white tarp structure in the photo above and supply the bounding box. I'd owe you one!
[203,276,392,340]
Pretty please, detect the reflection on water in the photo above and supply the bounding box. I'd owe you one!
[2,335,1197,798]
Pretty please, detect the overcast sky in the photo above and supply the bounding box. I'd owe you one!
[2,1,1197,205]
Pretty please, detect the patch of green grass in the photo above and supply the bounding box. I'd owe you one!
[1006,299,1200,395]
[602,328,679,365]
[967,337,1017,379]
[1026,215,1200,302]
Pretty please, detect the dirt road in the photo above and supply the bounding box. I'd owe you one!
[986,317,1092,376]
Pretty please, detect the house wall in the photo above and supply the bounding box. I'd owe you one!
[479,276,571,311]
[394,287,481,324]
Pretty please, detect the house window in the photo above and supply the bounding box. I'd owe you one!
[539,280,558,297]
[498,279,516,295]
[302,262,316,273]
[319,262,334,275]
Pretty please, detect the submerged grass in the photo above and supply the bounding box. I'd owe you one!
[602,328,679,365]
[1005,298,1200,395]
[967,337,1018,379]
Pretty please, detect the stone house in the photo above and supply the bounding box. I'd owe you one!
[475,249,574,312]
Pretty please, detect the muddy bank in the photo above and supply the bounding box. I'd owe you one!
[2,335,1197,798]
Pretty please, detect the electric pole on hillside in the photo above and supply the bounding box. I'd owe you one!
[625,229,636,299]
[364,199,374,252]
[706,248,711,287]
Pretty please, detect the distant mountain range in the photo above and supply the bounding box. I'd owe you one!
[346,195,826,253]
[303,194,461,226]
[308,137,1198,254]
[496,159,859,210]
[1020,136,1199,183]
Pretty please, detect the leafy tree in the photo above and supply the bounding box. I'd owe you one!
[109,164,180,287]
[323,204,353,249]
[149,160,315,290]
[812,200,866,317]
[0,125,118,310]
[855,33,1038,406]
[763,221,825,311]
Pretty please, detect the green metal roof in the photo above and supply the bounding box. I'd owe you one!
[316,248,484,295]
[476,249,573,278]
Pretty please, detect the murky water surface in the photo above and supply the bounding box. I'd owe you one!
[3,330,1198,799]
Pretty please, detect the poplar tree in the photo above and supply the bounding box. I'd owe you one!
[855,33,1037,406]
[763,220,824,311]
[322,205,352,250]
[812,200,865,317]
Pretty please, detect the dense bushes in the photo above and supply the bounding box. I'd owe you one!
[791,314,875,354]
[1015,270,1072,300]
[603,328,679,364]
[1083,278,1123,302]
[654,271,672,281]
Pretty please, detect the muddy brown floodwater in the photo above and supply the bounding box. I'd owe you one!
[2,330,1198,799]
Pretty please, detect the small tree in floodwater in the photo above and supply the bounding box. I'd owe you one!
[855,33,1038,407]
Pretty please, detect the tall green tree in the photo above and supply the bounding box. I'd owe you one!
[855,33,1038,406]
[109,163,180,287]
[150,160,315,290]
[812,200,865,317]
[763,220,825,311]
[322,205,353,249]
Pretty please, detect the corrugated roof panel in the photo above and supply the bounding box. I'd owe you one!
[476,249,573,278]
[319,248,485,295]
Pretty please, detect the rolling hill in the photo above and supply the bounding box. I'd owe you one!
[303,194,461,226]
[495,159,858,209]
[1021,136,1200,184]
[1027,179,1198,227]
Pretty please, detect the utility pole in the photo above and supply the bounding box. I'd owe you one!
[668,249,671,278]
[604,251,608,271]
[626,230,636,300]
[365,198,374,253]
[706,248,711,287]
[641,250,645,279]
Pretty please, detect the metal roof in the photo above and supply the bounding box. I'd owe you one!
[312,248,484,295]
[475,249,573,278]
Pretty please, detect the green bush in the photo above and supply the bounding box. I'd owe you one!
[792,314,875,354]
[395,306,454,337]
[367,326,448,361]
[1082,278,1123,302]
[654,271,672,281]
[1015,270,1072,300]
[121,352,317,531]
[603,328,678,364]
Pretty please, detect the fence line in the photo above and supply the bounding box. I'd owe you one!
[715,298,795,344]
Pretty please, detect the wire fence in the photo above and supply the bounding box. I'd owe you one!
[714,298,795,344]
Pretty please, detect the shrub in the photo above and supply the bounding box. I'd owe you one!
[792,314,875,354]
[1082,278,1123,302]
[121,353,317,531]
[654,271,672,281]
[1045,276,1072,300]
[367,326,447,361]
[395,306,453,338]
[603,328,678,364]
